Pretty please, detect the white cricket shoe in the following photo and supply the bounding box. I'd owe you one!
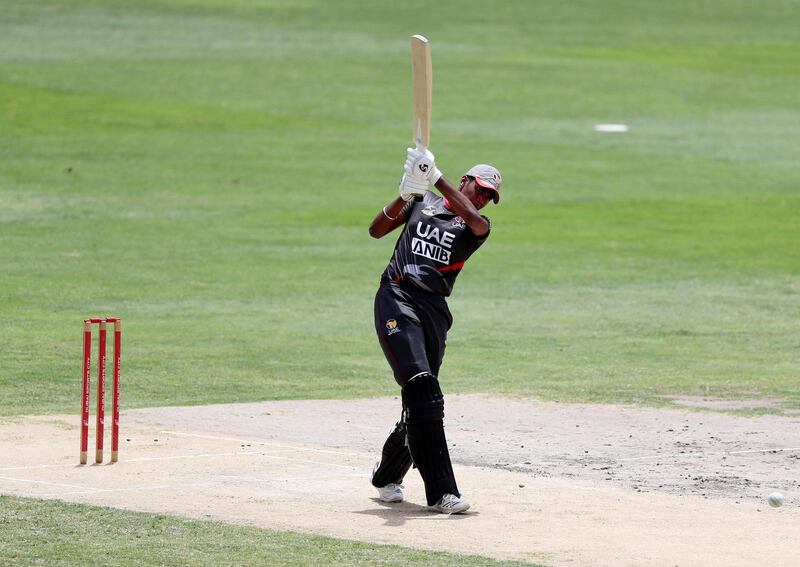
[375,483,404,503]
[371,462,404,503]
[430,493,470,514]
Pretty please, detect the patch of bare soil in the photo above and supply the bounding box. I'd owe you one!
[1,395,798,567]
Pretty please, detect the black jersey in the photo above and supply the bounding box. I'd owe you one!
[380,191,490,296]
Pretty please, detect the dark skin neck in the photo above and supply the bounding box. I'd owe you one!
[369,176,490,239]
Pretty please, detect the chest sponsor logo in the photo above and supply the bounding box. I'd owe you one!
[411,238,451,263]
[421,205,436,216]
[411,222,455,264]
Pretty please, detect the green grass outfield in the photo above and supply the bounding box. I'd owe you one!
[0,1,798,563]
[2,0,797,414]
[0,495,537,567]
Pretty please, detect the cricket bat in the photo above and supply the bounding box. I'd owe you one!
[410,34,432,201]
[410,34,432,151]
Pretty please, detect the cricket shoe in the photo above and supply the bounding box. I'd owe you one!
[371,462,404,503]
[429,493,470,514]
[375,483,404,503]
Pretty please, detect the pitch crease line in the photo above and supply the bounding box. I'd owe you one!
[123,448,363,470]
[0,453,261,471]
[217,472,365,483]
[35,480,221,498]
[159,430,299,449]
[160,430,364,456]
[124,451,264,462]
[0,463,86,472]
[0,475,104,492]
[0,447,366,471]
[35,473,366,498]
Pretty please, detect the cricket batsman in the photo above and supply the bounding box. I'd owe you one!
[368,147,502,514]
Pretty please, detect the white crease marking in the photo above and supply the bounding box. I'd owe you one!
[160,430,365,457]
[0,475,104,492]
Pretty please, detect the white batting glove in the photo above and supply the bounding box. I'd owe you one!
[405,147,442,184]
[398,172,428,201]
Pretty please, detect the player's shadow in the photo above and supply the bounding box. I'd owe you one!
[354,499,477,526]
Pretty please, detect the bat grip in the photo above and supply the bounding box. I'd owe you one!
[415,140,428,202]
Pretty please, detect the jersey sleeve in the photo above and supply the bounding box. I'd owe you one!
[472,215,492,244]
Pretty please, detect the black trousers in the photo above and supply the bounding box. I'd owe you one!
[373,280,452,386]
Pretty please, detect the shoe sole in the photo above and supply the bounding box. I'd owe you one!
[429,503,470,514]
[379,495,403,503]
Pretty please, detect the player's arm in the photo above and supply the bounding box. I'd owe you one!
[370,154,428,239]
[369,197,408,239]
[433,176,489,237]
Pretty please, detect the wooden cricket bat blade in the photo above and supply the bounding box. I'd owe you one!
[410,34,432,149]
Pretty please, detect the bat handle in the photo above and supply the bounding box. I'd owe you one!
[413,124,427,202]
[415,122,426,153]
[414,137,427,202]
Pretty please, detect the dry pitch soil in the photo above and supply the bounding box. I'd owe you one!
[1,395,798,566]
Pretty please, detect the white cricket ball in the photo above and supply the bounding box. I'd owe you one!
[768,491,784,508]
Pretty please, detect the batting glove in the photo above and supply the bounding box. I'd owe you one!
[405,147,442,184]
[398,172,428,201]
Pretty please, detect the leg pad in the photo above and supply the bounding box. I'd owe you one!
[372,419,413,487]
[401,373,459,505]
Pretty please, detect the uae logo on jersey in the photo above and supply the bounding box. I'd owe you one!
[385,319,400,335]
[421,205,436,216]
[451,216,465,229]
